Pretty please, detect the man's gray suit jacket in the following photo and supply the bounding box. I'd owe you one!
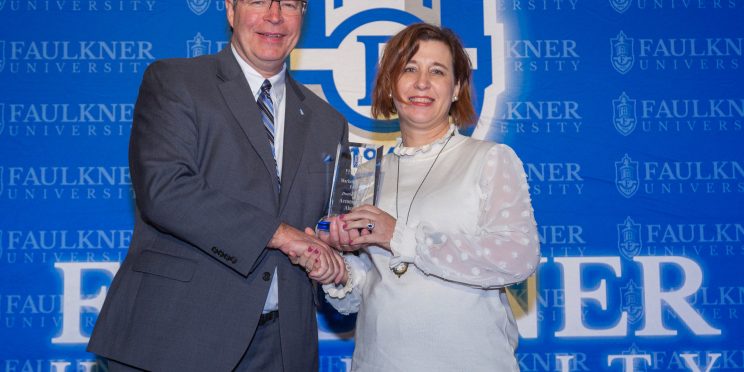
[87,47,347,371]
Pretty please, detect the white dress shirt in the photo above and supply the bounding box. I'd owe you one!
[231,45,286,313]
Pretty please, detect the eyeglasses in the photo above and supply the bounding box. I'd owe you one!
[236,0,307,16]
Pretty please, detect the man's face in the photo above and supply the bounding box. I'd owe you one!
[226,0,304,77]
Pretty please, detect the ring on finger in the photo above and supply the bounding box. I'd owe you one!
[366,220,375,232]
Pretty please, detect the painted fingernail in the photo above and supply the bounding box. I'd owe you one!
[343,223,348,229]
[307,246,312,252]
[340,214,345,220]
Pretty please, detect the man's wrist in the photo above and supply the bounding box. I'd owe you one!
[268,223,291,251]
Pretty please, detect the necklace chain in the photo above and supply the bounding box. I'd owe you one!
[395,132,455,225]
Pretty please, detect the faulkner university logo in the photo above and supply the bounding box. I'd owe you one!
[289,0,504,142]
[187,0,210,15]
[3,40,155,75]
[617,216,642,260]
[615,154,639,198]
[609,0,632,13]
[187,33,212,58]
[611,31,634,74]
[613,92,637,136]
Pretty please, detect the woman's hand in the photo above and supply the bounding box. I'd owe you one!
[302,228,347,285]
[342,205,396,251]
[317,215,362,252]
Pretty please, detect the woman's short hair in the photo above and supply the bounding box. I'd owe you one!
[370,23,476,127]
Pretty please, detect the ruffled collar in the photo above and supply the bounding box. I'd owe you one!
[393,124,457,156]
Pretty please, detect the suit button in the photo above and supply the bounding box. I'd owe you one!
[262,272,271,281]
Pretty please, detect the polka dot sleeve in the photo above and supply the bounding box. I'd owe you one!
[413,144,540,288]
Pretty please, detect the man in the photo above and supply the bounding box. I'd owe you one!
[87,0,347,370]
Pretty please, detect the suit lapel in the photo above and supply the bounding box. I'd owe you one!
[278,76,310,215]
[216,48,280,203]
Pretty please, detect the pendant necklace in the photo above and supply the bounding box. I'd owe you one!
[391,131,454,277]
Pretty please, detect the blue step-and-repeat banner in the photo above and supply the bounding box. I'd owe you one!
[1,1,742,371]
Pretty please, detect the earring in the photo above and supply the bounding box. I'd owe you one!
[388,92,393,98]
[452,96,458,102]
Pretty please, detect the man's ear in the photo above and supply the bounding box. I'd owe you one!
[226,0,236,30]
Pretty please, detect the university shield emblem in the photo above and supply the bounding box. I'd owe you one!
[611,31,634,74]
[613,92,637,136]
[187,0,210,15]
[617,216,642,260]
[187,33,212,58]
[615,154,639,198]
[609,0,632,13]
[621,280,644,324]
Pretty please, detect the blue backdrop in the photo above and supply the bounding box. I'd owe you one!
[1,1,742,371]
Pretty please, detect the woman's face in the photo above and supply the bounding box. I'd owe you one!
[393,40,460,135]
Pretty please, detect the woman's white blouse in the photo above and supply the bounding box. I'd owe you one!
[323,128,540,372]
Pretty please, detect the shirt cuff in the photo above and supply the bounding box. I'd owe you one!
[322,255,359,299]
[389,221,419,269]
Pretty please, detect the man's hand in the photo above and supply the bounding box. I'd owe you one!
[269,223,346,285]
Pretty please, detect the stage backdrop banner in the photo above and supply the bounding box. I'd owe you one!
[1,1,742,371]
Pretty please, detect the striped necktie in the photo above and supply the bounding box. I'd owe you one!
[257,79,281,188]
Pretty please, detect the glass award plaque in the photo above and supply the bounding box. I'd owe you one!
[316,142,383,232]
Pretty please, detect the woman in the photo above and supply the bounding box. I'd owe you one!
[321,23,540,371]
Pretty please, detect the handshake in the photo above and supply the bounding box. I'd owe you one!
[269,205,394,285]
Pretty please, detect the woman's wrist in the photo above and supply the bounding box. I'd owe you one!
[342,271,349,285]
[324,255,354,299]
[342,257,351,285]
